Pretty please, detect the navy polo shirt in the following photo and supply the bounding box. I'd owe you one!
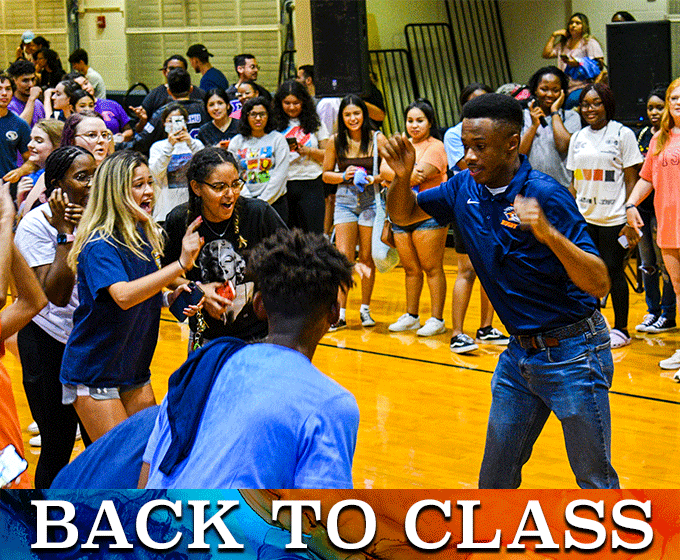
[61,231,162,388]
[418,156,599,335]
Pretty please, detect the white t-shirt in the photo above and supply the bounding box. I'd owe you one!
[14,203,78,344]
[567,121,643,226]
[282,119,330,181]
[316,97,342,134]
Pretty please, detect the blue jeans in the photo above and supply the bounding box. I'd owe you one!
[479,311,619,489]
[638,205,676,319]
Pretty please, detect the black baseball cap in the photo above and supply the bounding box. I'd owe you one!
[186,44,213,58]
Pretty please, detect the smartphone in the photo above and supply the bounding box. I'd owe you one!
[286,137,298,150]
[169,282,205,322]
[0,445,28,488]
[618,234,630,249]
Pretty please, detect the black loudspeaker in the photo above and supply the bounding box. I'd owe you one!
[310,0,370,97]
[607,20,671,125]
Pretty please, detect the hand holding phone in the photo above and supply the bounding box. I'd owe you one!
[0,445,28,488]
[169,282,205,321]
[286,137,299,151]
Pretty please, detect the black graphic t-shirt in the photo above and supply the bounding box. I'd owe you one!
[163,197,287,341]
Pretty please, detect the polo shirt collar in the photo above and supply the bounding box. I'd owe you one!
[478,155,531,204]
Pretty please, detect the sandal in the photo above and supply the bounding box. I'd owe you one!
[610,328,631,349]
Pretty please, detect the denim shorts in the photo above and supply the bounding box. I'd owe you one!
[62,379,151,405]
[392,216,449,234]
[333,186,376,227]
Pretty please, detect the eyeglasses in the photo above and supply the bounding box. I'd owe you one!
[248,111,268,119]
[579,100,603,110]
[200,179,244,194]
[76,130,113,142]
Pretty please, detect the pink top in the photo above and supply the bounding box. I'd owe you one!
[413,136,448,191]
[553,37,604,92]
[639,130,680,248]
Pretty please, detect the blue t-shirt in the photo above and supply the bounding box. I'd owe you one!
[60,231,162,388]
[143,344,360,489]
[200,67,229,92]
[418,156,599,335]
[0,110,30,175]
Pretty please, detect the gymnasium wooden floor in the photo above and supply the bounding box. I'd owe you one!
[5,247,680,488]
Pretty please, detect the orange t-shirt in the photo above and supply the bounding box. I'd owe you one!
[639,130,680,248]
[413,136,448,192]
[0,331,31,488]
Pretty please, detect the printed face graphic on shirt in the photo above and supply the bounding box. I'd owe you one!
[236,146,274,184]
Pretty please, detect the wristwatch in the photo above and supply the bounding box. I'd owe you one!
[56,233,75,245]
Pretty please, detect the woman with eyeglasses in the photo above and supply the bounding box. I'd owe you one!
[163,147,286,350]
[567,83,643,348]
[61,111,114,166]
[14,146,96,487]
[228,97,290,222]
[60,150,203,441]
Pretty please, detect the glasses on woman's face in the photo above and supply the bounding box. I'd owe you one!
[76,130,113,142]
[201,179,244,194]
[248,111,268,120]
[580,100,603,111]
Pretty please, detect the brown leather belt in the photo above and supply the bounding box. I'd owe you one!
[515,311,599,350]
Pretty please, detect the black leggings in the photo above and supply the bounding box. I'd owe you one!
[587,223,629,333]
[286,177,325,234]
[17,321,90,488]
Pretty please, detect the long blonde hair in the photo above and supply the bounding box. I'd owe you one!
[68,150,164,271]
[654,77,680,156]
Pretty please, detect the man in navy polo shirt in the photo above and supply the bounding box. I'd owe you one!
[383,93,619,489]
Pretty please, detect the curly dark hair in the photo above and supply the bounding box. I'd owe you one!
[238,97,275,137]
[247,228,354,317]
[7,58,36,78]
[272,79,320,134]
[44,146,93,197]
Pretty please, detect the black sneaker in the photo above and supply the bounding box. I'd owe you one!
[635,313,659,332]
[647,316,677,334]
[328,319,347,332]
[475,326,510,345]
[450,333,478,353]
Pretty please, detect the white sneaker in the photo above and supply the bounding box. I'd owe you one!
[417,317,446,337]
[388,313,420,332]
[27,421,39,434]
[659,349,680,370]
[29,434,41,447]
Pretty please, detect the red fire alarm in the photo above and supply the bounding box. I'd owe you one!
[96,15,106,29]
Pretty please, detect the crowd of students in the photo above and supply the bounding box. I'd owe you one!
[1,13,679,490]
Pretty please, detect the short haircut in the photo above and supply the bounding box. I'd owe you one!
[239,96,274,136]
[247,229,354,318]
[459,82,493,108]
[7,59,36,78]
[579,83,616,121]
[527,66,568,96]
[462,93,523,135]
[298,65,314,81]
[68,48,88,65]
[647,85,667,103]
[162,55,187,71]
[167,68,191,96]
[233,53,256,72]
[0,73,16,92]
[58,79,82,98]
[64,71,85,82]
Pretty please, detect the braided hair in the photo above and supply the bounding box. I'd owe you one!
[247,229,354,317]
[186,147,247,248]
[44,145,92,197]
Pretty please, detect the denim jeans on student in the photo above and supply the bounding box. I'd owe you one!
[638,205,676,319]
[478,310,619,489]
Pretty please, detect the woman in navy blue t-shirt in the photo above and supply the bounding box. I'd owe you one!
[61,150,203,441]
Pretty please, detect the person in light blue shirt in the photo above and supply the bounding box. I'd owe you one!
[384,93,619,489]
[141,229,359,489]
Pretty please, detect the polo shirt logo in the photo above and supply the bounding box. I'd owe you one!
[501,205,520,229]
